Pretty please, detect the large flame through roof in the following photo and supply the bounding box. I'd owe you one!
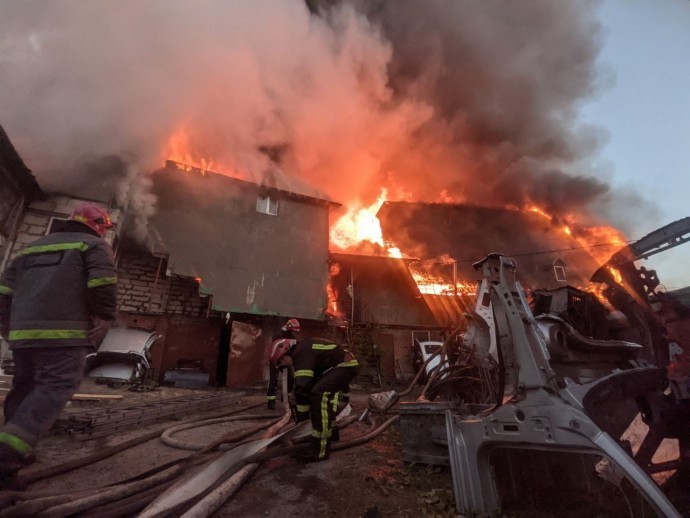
[329,189,402,258]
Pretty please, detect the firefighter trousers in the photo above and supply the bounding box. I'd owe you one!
[2,347,88,446]
[309,365,358,459]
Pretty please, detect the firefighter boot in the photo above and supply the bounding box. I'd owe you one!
[294,436,329,463]
[0,433,35,489]
[292,443,317,463]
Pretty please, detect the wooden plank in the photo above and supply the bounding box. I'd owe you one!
[1,389,123,401]
[70,394,124,401]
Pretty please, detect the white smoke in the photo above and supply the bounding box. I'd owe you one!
[0,0,657,240]
[0,1,429,207]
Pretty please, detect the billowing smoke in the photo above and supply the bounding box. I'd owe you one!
[0,0,654,240]
[353,1,616,218]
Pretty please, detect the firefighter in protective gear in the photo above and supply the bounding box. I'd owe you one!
[266,319,299,409]
[272,337,358,462]
[0,202,117,483]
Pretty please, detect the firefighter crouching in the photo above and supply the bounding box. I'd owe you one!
[0,203,118,484]
[270,337,358,462]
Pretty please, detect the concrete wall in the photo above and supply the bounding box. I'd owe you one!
[150,167,332,320]
[388,328,416,380]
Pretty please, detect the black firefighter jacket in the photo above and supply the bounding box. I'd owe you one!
[291,338,358,418]
[0,222,118,349]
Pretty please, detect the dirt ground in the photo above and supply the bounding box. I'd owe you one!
[3,377,689,517]
[1,379,459,517]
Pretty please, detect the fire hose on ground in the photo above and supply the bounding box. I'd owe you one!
[0,377,401,518]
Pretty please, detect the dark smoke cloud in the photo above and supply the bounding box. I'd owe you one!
[350,0,631,225]
[0,0,655,239]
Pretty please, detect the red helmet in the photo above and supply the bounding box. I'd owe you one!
[70,203,113,238]
[270,338,296,366]
[283,318,300,332]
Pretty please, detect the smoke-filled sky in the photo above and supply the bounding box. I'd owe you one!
[580,0,690,289]
[0,0,686,285]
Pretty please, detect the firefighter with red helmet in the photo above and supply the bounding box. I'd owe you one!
[271,336,358,462]
[266,319,299,409]
[0,202,118,484]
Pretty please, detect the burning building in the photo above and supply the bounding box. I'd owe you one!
[0,125,343,387]
[109,159,341,387]
[377,201,606,288]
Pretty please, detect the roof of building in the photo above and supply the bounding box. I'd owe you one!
[328,252,439,327]
[377,201,604,289]
[165,160,340,207]
[0,124,42,197]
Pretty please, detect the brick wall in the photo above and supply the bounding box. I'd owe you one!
[7,195,121,260]
[116,246,212,317]
[115,245,223,384]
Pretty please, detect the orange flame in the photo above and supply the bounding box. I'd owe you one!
[410,269,476,296]
[608,266,624,285]
[527,204,627,265]
[164,128,214,174]
[163,127,247,179]
[330,189,398,254]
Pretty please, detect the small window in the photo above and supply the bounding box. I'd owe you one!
[47,217,68,234]
[256,196,279,216]
[554,265,567,282]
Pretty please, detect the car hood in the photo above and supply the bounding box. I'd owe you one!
[97,327,159,356]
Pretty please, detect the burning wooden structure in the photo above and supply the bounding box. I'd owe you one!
[327,252,441,380]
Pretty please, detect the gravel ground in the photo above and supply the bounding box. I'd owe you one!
[3,378,688,517]
[1,378,459,517]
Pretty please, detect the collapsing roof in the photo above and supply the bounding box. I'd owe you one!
[147,163,338,319]
[377,201,602,290]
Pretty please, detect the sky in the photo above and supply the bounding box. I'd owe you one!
[582,0,690,290]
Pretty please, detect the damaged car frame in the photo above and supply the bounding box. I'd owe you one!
[401,217,690,516]
[86,327,159,385]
